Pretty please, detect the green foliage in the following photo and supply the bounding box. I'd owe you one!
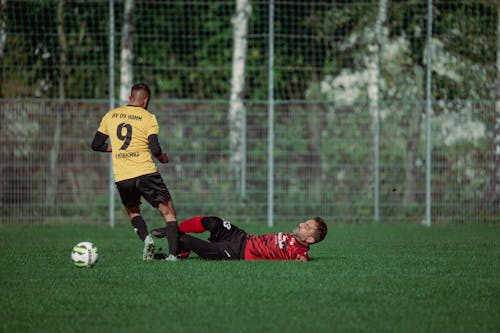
[3,1,110,98]
[2,1,498,101]
[1,223,499,332]
[1,1,499,224]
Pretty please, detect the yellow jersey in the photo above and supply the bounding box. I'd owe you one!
[97,105,159,182]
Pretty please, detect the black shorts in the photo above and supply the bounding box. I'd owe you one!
[115,172,172,208]
[178,217,247,260]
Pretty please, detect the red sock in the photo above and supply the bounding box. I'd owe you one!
[179,216,206,233]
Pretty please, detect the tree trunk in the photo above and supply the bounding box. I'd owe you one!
[403,66,424,205]
[119,0,134,104]
[0,0,6,97]
[46,0,67,205]
[490,4,500,203]
[366,0,387,202]
[228,0,251,194]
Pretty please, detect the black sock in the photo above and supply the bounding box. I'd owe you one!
[131,216,148,241]
[165,221,179,255]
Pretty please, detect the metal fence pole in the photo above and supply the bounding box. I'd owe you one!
[108,0,115,227]
[375,106,380,223]
[425,0,433,227]
[241,106,247,199]
[267,0,275,228]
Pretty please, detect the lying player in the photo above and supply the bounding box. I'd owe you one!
[151,216,327,262]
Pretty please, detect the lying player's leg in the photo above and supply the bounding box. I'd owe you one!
[178,234,228,260]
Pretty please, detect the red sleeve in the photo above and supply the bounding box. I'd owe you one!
[178,216,206,233]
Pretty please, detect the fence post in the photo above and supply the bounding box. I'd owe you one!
[424,0,433,227]
[267,0,275,228]
[108,0,116,227]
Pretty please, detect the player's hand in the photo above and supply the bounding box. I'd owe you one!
[295,255,308,262]
[157,153,169,164]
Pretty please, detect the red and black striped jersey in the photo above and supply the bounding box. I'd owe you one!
[243,232,310,262]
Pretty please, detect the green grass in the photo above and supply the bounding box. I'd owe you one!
[1,222,499,333]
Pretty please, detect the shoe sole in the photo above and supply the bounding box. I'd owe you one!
[151,228,166,238]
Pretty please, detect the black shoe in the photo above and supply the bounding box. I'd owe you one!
[153,252,167,260]
[151,227,167,238]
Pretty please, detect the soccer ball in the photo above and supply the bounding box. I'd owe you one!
[71,241,99,268]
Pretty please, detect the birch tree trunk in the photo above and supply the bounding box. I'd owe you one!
[119,0,134,104]
[490,4,500,203]
[229,0,251,193]
[366,0,387,199]
[46,0,67,205]
[0,0,6,89]
[403,66,423,205]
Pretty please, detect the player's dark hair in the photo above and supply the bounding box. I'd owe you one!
[312,217,328,243]
[131,83,151,98]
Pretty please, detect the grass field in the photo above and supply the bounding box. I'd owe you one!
[0,222,499,333]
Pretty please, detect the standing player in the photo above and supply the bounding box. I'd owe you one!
[152,216,328,261]
[91,83,179,261]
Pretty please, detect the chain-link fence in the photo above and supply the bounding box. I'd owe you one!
[1,0,499,225]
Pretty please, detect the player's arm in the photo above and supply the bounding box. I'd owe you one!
[148,134,169,163]
[91,131,112,152]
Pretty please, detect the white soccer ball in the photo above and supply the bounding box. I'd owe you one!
[71,241,99,268]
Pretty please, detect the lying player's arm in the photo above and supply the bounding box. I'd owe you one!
[91,131,112,152]
[148,134,169,163]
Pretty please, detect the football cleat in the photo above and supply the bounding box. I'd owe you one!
[153,252,167,260]
[164,254,179,261]
[151,227,167,238]
[177,251,190,259]
[143,234,155,260]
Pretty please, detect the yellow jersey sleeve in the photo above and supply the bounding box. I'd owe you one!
[97,106,160,182]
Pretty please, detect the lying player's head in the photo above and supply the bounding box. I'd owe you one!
[311,217,328,243]
[293,217,328,245]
